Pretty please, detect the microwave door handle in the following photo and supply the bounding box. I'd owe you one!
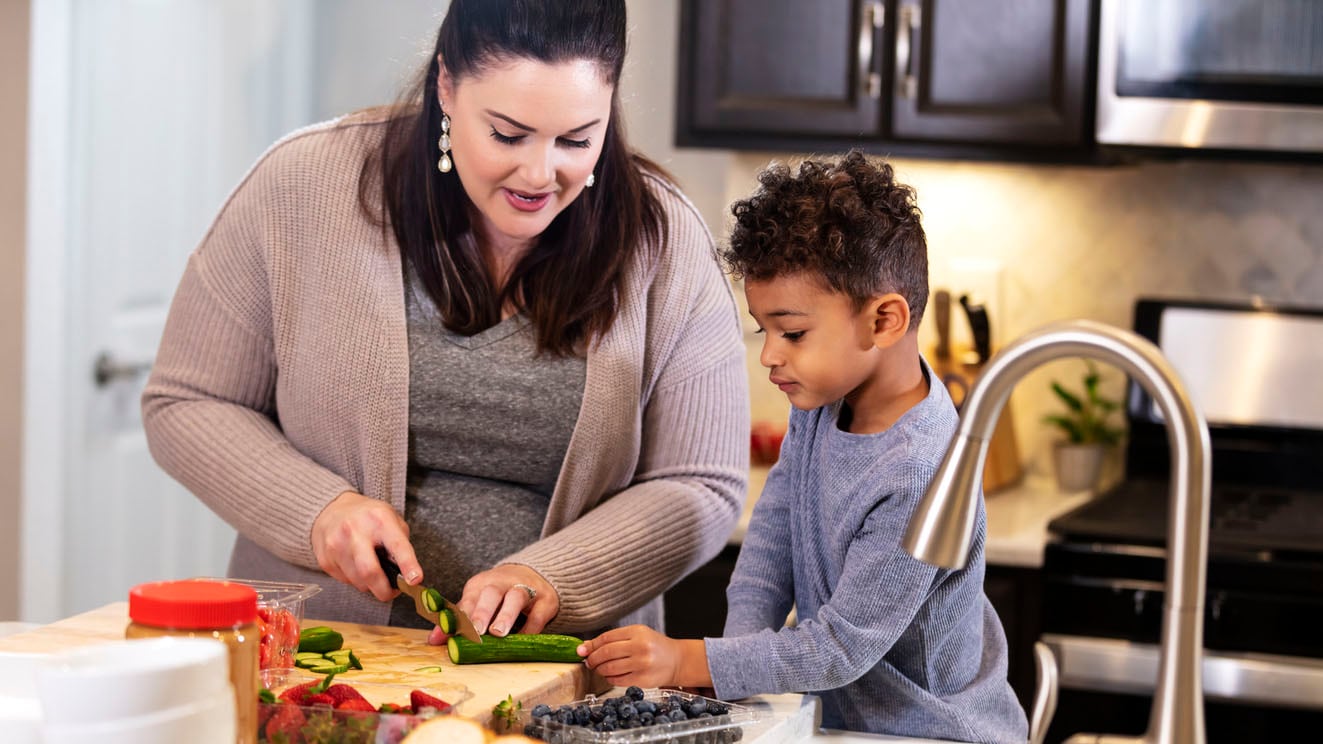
[896,1,921,99]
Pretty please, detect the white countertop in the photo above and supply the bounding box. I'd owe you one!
[743,693,970,744]
[731,466,1095,569]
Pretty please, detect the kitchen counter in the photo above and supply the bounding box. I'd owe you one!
[3,608,968,743]
[732,466,1094,569]
[0,602,606,727]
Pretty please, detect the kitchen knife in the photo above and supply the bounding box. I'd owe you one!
[959,293,992,364]
[376,548,482,644]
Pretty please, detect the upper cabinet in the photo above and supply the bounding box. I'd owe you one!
[676,0,1097,161]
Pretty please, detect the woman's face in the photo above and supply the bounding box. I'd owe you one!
[438,57,613,256]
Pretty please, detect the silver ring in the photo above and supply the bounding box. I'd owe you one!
[511,583,537,602]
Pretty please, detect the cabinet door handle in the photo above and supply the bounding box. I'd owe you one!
[896,1,921,99]
[858,0,884,99]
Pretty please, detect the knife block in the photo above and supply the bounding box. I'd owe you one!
[930,353,1023,493]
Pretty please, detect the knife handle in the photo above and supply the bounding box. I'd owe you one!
[375,546,401,580]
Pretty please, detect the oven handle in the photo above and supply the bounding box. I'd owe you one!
[1041,633,1323,711]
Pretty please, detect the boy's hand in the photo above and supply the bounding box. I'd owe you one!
[578,625,709,688]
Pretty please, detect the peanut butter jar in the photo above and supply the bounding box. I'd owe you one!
[126,579,259,744]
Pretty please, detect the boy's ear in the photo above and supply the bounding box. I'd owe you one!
[865,293,911,349]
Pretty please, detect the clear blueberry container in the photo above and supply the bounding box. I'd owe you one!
[519,688,764,744]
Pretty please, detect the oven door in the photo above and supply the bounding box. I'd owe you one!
[1040,634,1323,741]
[1097,0,1323,153]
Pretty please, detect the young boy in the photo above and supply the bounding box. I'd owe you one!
[578,152,1028,743]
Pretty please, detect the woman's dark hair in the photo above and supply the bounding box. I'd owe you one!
[723,150,928,329]
[360,0,669,355]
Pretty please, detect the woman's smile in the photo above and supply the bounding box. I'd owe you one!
[503,187,553,212]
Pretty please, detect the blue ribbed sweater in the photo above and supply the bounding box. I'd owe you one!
[705,361,1028,743]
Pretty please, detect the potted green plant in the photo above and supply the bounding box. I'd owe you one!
[1044,360,1124,492]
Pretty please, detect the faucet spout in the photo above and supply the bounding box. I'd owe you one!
[903,320,1210,744]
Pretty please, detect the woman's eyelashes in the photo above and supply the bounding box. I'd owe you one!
[488,128,591,149]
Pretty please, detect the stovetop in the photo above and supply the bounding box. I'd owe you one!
[1049,478,1323,557]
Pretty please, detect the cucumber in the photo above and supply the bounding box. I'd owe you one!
[437,608,457,635]
[307,662,350,675]
[421,588,442,614]
[446,633,583,664]
[298,626,344,654]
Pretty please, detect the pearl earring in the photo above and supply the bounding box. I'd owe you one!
[585,172,595,188]
[437,111,452,174]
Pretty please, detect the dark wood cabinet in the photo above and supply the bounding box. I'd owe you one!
[984,564,1044,710]
[677,0,1097,160]
[662,545,739,639]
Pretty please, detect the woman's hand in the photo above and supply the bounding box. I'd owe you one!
[312,491,422,602]
[577,625,709,689]
[426,564,559,645]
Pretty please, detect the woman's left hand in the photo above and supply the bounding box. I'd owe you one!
[426,564,559,645]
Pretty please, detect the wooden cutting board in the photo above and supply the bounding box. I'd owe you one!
[0,602,609,727]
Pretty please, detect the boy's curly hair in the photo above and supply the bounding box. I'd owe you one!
[723,150,928,329]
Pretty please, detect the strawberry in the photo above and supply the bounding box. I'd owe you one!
[264,702,306,743]
[410,689,452,714]
[304,692,335,707]
[324,683,370,707]
[278,672,337,705]
[378,702,404,714]
[336,698,377,713]
[278,679,321,705]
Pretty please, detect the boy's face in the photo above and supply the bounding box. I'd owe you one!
[745,272,881,411]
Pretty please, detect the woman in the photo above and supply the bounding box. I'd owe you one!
[141,0,748,640]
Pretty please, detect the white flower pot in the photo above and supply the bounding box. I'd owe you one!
[1053,442,1107,493]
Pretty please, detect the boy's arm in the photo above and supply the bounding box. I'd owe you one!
[722,417,801,636]
[704,483,942,700]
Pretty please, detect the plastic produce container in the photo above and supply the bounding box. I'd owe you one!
[258,668,472,744]
[519,688,764,743]
[201,578,321,670]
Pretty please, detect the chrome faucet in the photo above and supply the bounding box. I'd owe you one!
[903,320,1211,744]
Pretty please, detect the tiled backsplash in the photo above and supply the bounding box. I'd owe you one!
[722,153,1323,478]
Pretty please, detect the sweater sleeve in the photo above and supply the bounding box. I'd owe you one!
[721,423,799,637]
[704,474,941,700]
[141,143,356,570]
[502,189,750,632]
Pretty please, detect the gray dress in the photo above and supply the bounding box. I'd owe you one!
[389,272,586,629]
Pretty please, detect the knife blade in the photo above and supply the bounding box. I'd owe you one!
[376,548,483,644]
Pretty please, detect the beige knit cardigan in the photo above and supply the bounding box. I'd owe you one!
[141,112,750,630]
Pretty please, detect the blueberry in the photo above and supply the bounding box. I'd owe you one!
[689,699,708,716]
[554,710,573,725]
[589,706,605,723]
[638,712,654,726]
[635,700,657,716]
[598,719,617,732]
[618,703,637,719]
[708,702,729,716]
[531,704,553,720]
[573,705,592,725]
[670,710,690,723]
[626,685,645,701]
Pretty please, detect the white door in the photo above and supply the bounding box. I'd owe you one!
[24,0,445,623]
[25,0,316,621]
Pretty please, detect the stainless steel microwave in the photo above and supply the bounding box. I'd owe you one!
[1097,0,1323,154]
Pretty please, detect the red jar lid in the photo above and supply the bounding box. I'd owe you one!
[129,579,258,629]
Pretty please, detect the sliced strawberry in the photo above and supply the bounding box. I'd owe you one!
[410,689,452,714]
[304,692,335,707]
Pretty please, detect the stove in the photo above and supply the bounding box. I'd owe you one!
[1038,298,1323,743]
